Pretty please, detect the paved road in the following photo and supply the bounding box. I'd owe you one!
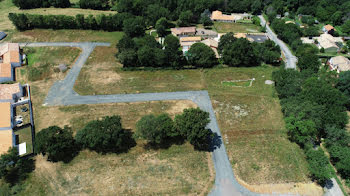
[258,15,297,69]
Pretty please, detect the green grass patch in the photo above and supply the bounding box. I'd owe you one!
[222,80,251,87]
[213,22,261,33]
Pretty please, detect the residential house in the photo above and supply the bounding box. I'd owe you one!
[180,36,202,53]
[201,38,219,58]
[171,27,197,37]
[211,10,235,22]
[328,56,350,73]
[0,43,24,83]
[322,24,335,35]
[301,33,343,53]
[0,83,35,156]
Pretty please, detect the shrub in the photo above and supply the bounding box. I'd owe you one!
[35,126,78,163]
[306,148,331,186]
[75,116,136,153]
[188,43,218,68]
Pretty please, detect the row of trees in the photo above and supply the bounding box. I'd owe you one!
[135,108,214,150]
[12,0,70,9]
[273,61,350,184]
[79,0,110,10]
[8,13,132,31]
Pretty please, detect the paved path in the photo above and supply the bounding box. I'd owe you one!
[22,42,300,196]
[258,15,297,69]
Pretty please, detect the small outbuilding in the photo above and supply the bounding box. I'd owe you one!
[328,56,350,73]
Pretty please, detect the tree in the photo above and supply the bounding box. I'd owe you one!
[305,148,331,185]
[49,0,70,8]
[174,108,213,150]
[123,16,146,38]
[145,4,170,26]
[178,10,193,27]
[79,0,109,10]
[118,49,138,67]
[164,34,184,68]
[336,71,350,109]
[325,126,350,147]
[35,126,78,163]
[117,35,136,53]
[272,68,303,99]
[75,116,136,153]
[285,115,317,147]
[222,38,261,67]
[135,114,175,146]
[342,20,350,35]
[188,43,218,68]
[200,10,213,27]
[0,148,35,185]
[297,52,321,74]
[155,17,168,37]
[218,32,236,55]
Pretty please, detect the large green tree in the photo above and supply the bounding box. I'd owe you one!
[174,108,213,150]
[164,34,184,68]
[297,52,321,74]
[188,43,218,68]
[75,116,135,153]
[178,10,193,27]
[135,114,175,146]
[36,126,78,163]
[222,38,261,67]
[305,148,331,186]
[123,17,146,38]
[155,17,169,37]
[336,71,350,109]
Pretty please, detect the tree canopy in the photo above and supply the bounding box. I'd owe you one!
[188,43,218,68]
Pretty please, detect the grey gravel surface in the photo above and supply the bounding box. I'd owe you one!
[258,16,297,69]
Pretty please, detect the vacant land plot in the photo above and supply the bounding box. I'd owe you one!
[10,46,213,195]
[73,47,311,188]
[0,0,116,31]
[213,22,261,33]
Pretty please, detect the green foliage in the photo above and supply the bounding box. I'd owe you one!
[79,0,110,10]
[178,10,193,27]
[12,0,70,9]
[145,4,170,26]
[337,71,350,109]
[200,9,213,27]
[343,20,350,35]
[285,116,317,147]
[75,116,136,153]
[222,38,261,67]
[306,148,331,186]
[135,114,175,146]
[174,108,213,150]
[155,17,168,37]
[0,148,35,185]
[297,52,321,74]
[35,126,78,163]
[188,43,218,68]
[218,32,236,55]
[272,68,302,99]
[164,34,184,68]
[9,13,130,31]
[123,16,146,38]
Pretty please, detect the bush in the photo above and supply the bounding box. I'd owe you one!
[135,114,176,146]
[0,148,35,185]
[75,116,136,153]
[79,0,110,10]
[188,43,218,68]
[35,126,78,163]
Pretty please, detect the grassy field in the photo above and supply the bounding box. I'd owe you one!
[213,22,261,33]
[0,0,116,31]
[7,44,214,195]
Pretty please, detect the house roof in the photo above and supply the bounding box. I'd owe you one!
[0,63,12,78]
[0,83,21,100]
[201,38,218,48]
[324,24,335,31]
[318,33,340,49]
[330,56,350,72]
[171,27,196,35]
[3,51,20,63]
[211,10,235,21]
[0,129,13,155]
[0,102,11,128]
[0,43,19,56]
[180,37,201,42]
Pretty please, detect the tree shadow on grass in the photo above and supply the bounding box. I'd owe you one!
[4,157,35,186]
[143,136,186,150]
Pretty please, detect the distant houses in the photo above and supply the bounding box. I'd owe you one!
[0,43,25,83]
[201,38,219,58]
[180,36,202,53]
[170,27,197,37]
[328,56,350,73]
